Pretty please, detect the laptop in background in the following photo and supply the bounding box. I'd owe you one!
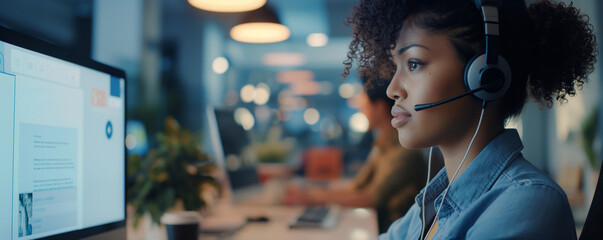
[201,106,271,233]
[206,106,265,204]
[205,106,342,230]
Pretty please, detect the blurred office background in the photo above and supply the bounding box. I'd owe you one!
[2,0,602,232]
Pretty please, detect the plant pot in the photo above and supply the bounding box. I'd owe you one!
[127,200,194,240]
[127,211,166,240]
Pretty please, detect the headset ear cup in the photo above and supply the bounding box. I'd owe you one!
[464,53,483,95]
[464,54,512,101]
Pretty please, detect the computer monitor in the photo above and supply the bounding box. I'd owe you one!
[0,26,126,239]
[206,106,262,203]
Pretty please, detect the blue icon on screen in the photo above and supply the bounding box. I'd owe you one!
[106,121,113,139]
[110,76,121,97]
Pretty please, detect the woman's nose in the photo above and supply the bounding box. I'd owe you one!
[386,72,407,100]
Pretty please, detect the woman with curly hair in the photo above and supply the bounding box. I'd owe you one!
[343,0,597,239]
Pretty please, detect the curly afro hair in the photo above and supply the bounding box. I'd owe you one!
[528,1,598,106]
[343,0,597,120]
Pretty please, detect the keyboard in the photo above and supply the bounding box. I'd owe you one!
[289,205,341,229]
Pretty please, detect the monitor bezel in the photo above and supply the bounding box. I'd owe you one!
[0,25,127,240]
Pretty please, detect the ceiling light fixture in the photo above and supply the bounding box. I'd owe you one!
[230,5,290,43]
[188,0,266,13]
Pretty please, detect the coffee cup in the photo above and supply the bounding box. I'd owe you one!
[160,211,201,240]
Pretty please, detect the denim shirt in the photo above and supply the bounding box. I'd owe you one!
[379,129,576,240]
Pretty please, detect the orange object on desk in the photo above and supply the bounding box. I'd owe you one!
[303,147,343,181]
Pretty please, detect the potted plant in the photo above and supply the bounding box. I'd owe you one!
[127,116,219,227]
[254,125,296,182]
[581,108,601,171]
[580,108,601,192]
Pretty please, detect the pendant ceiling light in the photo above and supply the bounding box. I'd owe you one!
[188,0,266,13]
[230,5,290,43]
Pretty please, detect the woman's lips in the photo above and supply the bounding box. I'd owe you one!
[391,107,412,128]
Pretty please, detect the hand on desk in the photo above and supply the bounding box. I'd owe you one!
[282,183,373,207]
[283,185,328,205]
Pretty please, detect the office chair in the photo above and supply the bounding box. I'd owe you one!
[580,161,603,239]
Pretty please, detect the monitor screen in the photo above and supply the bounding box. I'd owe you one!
[0,27,126,240]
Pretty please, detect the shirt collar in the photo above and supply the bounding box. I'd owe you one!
[415,129,524,213]
[415,167,448,206]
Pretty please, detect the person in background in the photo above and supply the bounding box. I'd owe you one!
[343,0,597,239]
[285,77,427,233]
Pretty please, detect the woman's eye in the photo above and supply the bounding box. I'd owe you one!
[407,60,421,71]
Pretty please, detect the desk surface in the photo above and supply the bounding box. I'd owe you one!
[204,205,378,240]
[127,177,378,240]
[127,205,378,240]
